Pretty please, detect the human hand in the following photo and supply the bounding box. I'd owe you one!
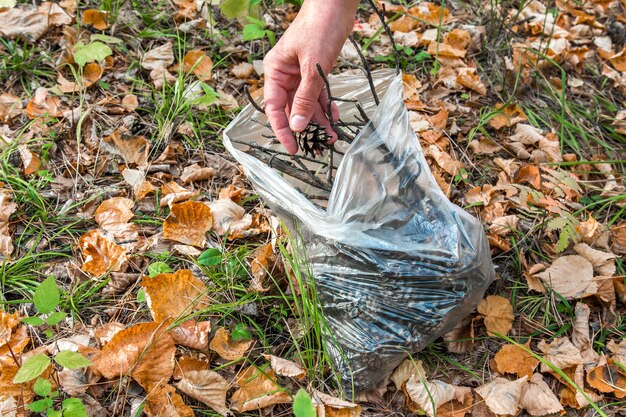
[262,0,359,154]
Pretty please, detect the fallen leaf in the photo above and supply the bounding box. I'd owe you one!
[122,169,155,201]
[405,374,469,417]
[176,369,230,416]
[78,229,128,277]
[231,62,254,79]
[94,322,125,346]
[508,124,562,163]
[173,356,210,380]
[209,327,253,361]
[477,295,514,336]
[218,185,244,204]
[456,67,487,95]
[492,342,539,378]
[424,144,463,176]
[171,320,211,351]
[0,94,23,124]
[163,201,213,247]
[173,0,196,21]
[82,9,108,30]
[17,145,41,175]
[144,384,195,417]
[489,215,519,236]
[249,243,275,292]
[538,337,584,372]
[230,365,291,412]
[0,357,35,409]
[520,373,564,416]
[263,354,306,379]
[475,376,527,415]
[180,163,214,183]
[608,339,626,370]
[407,2,450,26]
[573,243,616,277]
[1,190,19,258]
[160,182,200,207]
[57,62,103,92]
[0,311,20,348]
[442,317,475,353]
[183,49,213,82]
[0,6,49,41]
[141,269,209,322]
[104,128,150,167]
[92,321,175,390]
[516,164,542,189]
[207,198,253,237]
[610,223,626,255]
[94,197,134,232]
[534,255,597,299]
[142,42,174,73]
[586,361,625,394]
[489,103,527,129]
[25,87,64,119]
[571,302,600,366]
[312,389,361,417]
[468,138,502,155]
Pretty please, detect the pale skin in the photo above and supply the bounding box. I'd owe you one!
[263,0,360,154]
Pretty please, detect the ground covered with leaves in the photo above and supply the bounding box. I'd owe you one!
[0,0,625,416]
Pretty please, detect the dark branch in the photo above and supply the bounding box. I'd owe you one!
[245,86,265,114]
[365,0,401,74]
[349,35,380,106]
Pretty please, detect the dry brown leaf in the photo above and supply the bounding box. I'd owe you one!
[173,0,196,21]
[586,362,624,394]
[538,337,584,372]
[508,124,562,163]
[82,9,109,30]
[163,201,213,247]
[390,358,426,390]
[17,145,40,175]
[94,322,125,346]
[230,366,291,412]
[171,320,211,351]
[407,2,450,26]
[468,138,502,155]
[573,243,616,277]
[232,62,254,79]
[141,269,209,322]
[0,357,35,409]
[442,317,475,353]
[57,62,103,92]
[424,144,463,176]
[475,376,527,415]
[262,354,305,380]
[405,375,455,417]
[577,216,602,244]
[534,255,597,299]
[0,94,23,124]
[104,128,150,167]
[456,67,487,95]
[180,163,214,183]
[571,302,600,366]
[78,229,127,277]
[183,50,213,82]
[520,373,564,416]
[608,339,626,371]
[312,389,361,416]
[176,369,230,416]
[173,356,210,380]
[25,87,64,119]
[610,223,626,255]
[0,311,20,349]
[249,243,275,292]
[0,6,49,41]
[209,327,253,361]
[218,185,244,204]
[477,295,514,336]
[142,42,175,71]
[526,263,547,293]
[92,321,175,390]
[94,197,134,231]
[492,342,538,378]
[516,164,541,189]
[207,198,253,237]
[160,182,199,207]
[489,103,527,129]
[489,215,519,236]
[144,384,195,417]
[0,325,29,359]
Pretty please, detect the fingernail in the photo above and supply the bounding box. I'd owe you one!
[290,115,308,132]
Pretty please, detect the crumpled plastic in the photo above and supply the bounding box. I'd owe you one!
[223,69,495,393]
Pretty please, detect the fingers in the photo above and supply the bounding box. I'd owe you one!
[289,69,324,132]
[264,80,298,155]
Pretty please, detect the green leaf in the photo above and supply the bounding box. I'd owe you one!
[28,398,51,413]
[198,248,222,266]
[45,312,67,326]
[0,0,16,8]
[33,276,59,314]
[231,323,251,341]
[13,354,51,384]
[90,34,123,44]
[137,288,146,303]
[242,23,267,42]
[148,261,173,277]
[73,41,113,68]
[293,389,316,417]
[33,377,52,396]
[62,398,87,417]
[265,30,276,46]
[220,0,250,19]
[54,351,93,370]
[48,410,62,417]
[22,316,45,326]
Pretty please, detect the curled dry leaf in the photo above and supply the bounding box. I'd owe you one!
[142,43,175,70]
[94,197,134,231]
[78,229,127,277]
[610,223,626,255]
[489,215,519,236]
[219,185,244,204]
[508,124,562,163]
[573,243,616,277]
[0,311,20,351]
[0,189,17,258]
[586,361,626,396]
[104,128,150,167]
[455,67,487,95]
[92,321,175,390]
[163,201,213,247]
[571,302,599,366]
[534,255,597,299]
[262,354,305,380]
[183,49,213,82]
[171,320,211,351]
[232,62,254,79]
[141,269,209,322]
[207,198,253,237]
[209,327,253,361]
[176,369,230,416]
[477,295,514,336]
[312,389,361,417]
[0,357,35,407]
[492,342,539,379]
[0,324,29,359]
[180,163,214,183]
[144,384,195,417]
[0,94,23,124]
[25,87,64,119]
[442,317,474,354]
[468,138,502,155]
[17,145,41,175]
[475,376,527,415]
[538,337,584,372]
[520,373,564,416]
[230,366,291,412]
[57,62,103,92]
[160,181,200,207]
[489,102,527,129]
[390,359,426,390]
[405,374,471,417]
[249,243,275,292]
[122,169,156,201]
[173,356,210,380]
[82,9,109,30]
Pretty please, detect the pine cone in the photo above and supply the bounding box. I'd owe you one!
[294,122,332,158]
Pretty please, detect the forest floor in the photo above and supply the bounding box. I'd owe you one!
[0,0,625,416]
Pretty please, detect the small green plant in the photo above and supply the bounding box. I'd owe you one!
[293,389,316,417]
[242,16,276,46]
[546,211,580,253]
[21,276,67,338]
[72,41,113,68]
[29,377,88,417]
[198,248,223,266]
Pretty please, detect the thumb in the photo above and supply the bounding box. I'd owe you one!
[289,71,323,132]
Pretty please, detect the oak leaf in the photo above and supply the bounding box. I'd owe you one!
[492,342,538,378]
[520,373,564,416]
[163,201,213,247]
[230,366,291,412]
[78,229,127,277]
[176,369,230,416]
[209,327,253,361]
[475,376,527,415]
[477,295,514,336]
[534,255,597,299]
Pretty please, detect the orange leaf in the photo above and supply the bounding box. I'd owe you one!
[183,50,213,82]
[82,9,109,30]
[104,128,150,167]
[492,342,539,378]
[173,356,210,380]
[477,295,514,336]
[209,327,253,361]
[230,366,291,412]
[25,87,64,119]
[17,145,41,175]
[489,103,527,129]
[57,62,103,93]
[407,2,450,26]
[144,384,195,417]
[516,165,541,189]
[163,201,213,247]
[249,242,276,292]
[0,93,23,124]
[94,197,134,231]
[78,229,127,277]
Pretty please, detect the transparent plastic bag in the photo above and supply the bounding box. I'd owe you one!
[223,69,495,393]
